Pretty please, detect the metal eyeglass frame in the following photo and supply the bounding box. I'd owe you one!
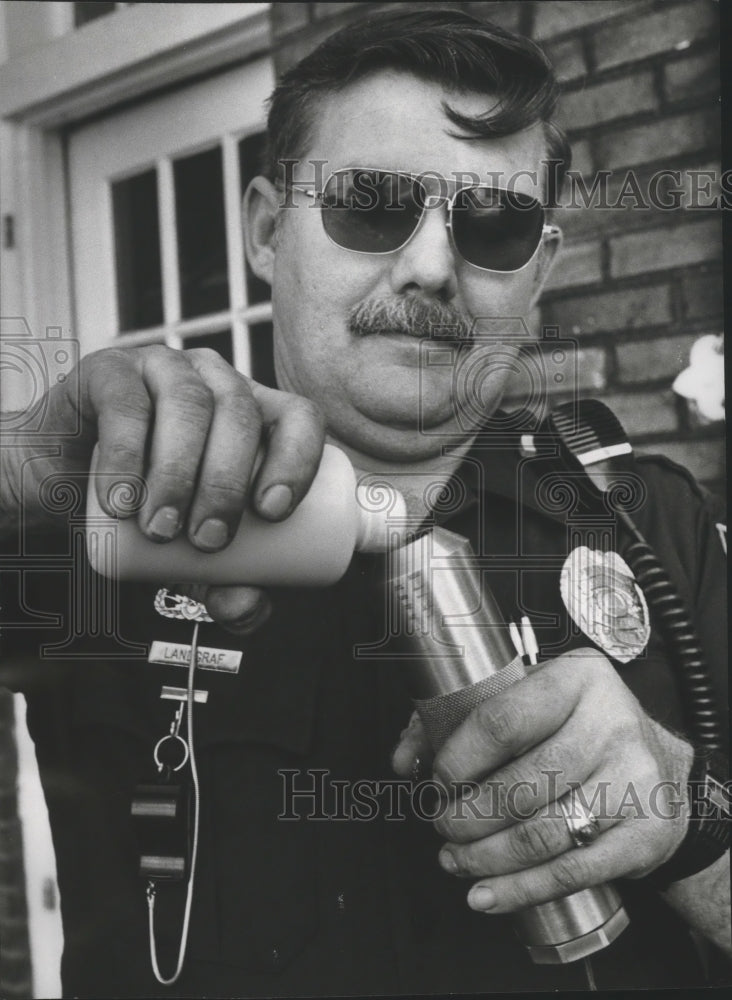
[285,167,561,275]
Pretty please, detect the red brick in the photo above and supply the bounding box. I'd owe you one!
[575,346,607,392]
[557,72,657,131]
[680,268,724,320]
[543,35,587,83]
[594,110,720,172]
[635,437,725,485]
[0,920,30,953]
[466,2,522,32]
[609,217,722,278]
[593,2,718,71]
[664,49,721,103]
[565,139,593,178]
[600,390,679,435]
[0,790,18,821]
[543,283,673,336]
[555,196,659,241]
[0,975,32,998]
[533,1,636,40]
[558,198,665,243]
[615,333,698,385]
[0,888,27,922]
[0,980,32,999]
[558,164,722,239]
[544,239,603,290]
[677,162,725,210]
[0,693,13,724]
[271,3,311,37]
[503,343,606,400]
[0,970,32,996]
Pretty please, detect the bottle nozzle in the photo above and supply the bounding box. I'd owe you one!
[354,482,407,552]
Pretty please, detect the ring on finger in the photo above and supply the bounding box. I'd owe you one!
[558,789,600,848]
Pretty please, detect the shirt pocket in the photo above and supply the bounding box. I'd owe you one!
[192,618,324,973]
[200,739,321,974]
[68,588,330,975]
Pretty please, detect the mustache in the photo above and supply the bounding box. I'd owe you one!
[348,296,472,341]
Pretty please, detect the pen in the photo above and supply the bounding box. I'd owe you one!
[508,619,525,660]
[520,615,539,666]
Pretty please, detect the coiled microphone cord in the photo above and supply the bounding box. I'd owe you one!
[615,507,723,752]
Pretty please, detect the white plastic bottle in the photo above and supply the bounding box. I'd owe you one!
[86,444,406,586]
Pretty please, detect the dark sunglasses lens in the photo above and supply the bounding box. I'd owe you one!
[452,188,544,271]
[320,170,423,253]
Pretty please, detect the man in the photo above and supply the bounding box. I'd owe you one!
[0,8,728,996]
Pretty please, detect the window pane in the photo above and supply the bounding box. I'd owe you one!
[112,169,164,332]
[174,147,229,319]
[183,329,234,367]
[239,133,271,306]
[249,323,276,388]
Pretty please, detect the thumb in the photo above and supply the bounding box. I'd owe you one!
[391,711,433,778]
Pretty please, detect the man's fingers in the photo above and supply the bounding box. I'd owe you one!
[433,716,604,844]
[392,712,433,777]
[433,659,585,785]
[83,350,153,516]
[84,345,326,548]
[463,820,652,913]
[138,348,222,541]
[184,349,264,549]
[168,583,272,636]
[247,381,326,520]
[203,585,272,634]
[438,772,623,877]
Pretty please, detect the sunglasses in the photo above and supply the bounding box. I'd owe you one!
[289,167,558,273]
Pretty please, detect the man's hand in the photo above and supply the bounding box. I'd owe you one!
[1,345,326,632]
[392,648,694,912]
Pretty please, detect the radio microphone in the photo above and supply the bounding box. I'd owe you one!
[387,526,629,964]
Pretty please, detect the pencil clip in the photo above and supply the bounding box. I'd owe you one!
[521,616,539,667]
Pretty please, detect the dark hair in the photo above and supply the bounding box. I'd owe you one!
[265,6,571,205]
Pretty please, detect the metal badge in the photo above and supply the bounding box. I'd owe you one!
[154,588,213,622]
[560,546,650,664]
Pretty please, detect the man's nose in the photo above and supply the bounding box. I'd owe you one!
[388,205,458,300]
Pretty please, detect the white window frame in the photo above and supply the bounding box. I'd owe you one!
[0,6,272,994]
[68,63,274,367]
[0,2,271,341]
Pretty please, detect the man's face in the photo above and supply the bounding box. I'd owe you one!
[260,70,557,463]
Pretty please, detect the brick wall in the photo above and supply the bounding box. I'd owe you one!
[0,692,32,999]
[270,1,725,494]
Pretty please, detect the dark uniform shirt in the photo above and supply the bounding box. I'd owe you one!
[1,438,728,996]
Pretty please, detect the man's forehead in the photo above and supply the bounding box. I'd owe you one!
[297,69,548,192]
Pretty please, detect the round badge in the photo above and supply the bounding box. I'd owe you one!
[560,546,650,663]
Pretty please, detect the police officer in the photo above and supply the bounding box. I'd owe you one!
[0,8,728,996]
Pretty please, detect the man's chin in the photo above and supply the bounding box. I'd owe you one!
[353,394,455,432]
[334,403,477,463]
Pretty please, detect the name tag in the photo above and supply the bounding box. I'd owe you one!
[148,641,242,674]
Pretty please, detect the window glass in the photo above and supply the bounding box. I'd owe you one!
[184,329,234,366]
[174,147,230,319]
[249,322,276,389]
[112,169,164,331]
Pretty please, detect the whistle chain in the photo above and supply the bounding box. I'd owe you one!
[147,618,202,987]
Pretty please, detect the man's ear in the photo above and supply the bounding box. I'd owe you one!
[242,176,281,285]
[529,226,562,309]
